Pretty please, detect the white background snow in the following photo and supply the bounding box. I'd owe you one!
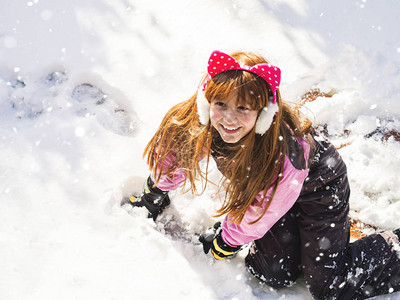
[1,0,400,299]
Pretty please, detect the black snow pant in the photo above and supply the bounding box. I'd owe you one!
[245,139,400,300]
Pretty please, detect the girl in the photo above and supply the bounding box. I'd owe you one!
[127,50,400,300]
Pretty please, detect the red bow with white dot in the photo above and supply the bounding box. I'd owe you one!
[204,50,281,103]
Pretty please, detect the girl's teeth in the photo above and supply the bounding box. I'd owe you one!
[223,125,239,130]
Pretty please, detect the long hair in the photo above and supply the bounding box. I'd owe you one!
[144,51,313,225]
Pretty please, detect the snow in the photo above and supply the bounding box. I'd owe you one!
[1,0,400,299]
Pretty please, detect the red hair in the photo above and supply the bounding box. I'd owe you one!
[144,51,313,224]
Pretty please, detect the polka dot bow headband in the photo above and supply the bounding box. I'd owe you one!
[196,50,281,135]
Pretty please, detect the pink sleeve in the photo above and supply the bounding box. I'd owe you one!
[152,152,186,191]
[151,146,209,191]
[221,138,310,247]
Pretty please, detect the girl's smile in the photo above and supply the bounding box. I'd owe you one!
[209,92,258,143]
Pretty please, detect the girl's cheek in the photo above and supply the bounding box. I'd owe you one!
[210,107,221,120]
[243,114,255,123]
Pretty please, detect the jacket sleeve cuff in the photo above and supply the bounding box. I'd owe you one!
[211,232,242,260]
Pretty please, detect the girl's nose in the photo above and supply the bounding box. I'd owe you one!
[223,107,237,122]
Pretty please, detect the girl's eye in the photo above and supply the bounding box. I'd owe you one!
[237,106,250,111]
[214,101,226,107]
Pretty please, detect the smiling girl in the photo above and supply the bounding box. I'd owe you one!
[210,91,258,143]
[127,50,400,300]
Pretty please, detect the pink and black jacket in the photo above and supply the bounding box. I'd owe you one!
[153,133,311,248]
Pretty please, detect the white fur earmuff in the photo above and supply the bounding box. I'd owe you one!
[254,102,279,135]
[196,89,210,125]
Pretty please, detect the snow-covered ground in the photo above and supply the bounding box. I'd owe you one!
[1,0,400,299]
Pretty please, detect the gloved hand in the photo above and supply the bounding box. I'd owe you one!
[199,222,242,260]
[124,176,170,221]
[199,222,221,254]
[393,228,400,240]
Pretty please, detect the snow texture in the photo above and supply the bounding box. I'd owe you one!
[1,0,400,299]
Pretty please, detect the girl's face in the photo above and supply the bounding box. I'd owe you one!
[210,92,258,143]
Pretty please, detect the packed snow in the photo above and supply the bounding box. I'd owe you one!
[1,0,400,299]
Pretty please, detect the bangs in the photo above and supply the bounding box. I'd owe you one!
[204,70,271,111]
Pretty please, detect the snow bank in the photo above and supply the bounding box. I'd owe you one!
[1,0,400,299]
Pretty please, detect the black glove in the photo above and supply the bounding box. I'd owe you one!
[199,222,221,254]
[125,176,170,221]
[393,228,400,240]
[199,222,242,260]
